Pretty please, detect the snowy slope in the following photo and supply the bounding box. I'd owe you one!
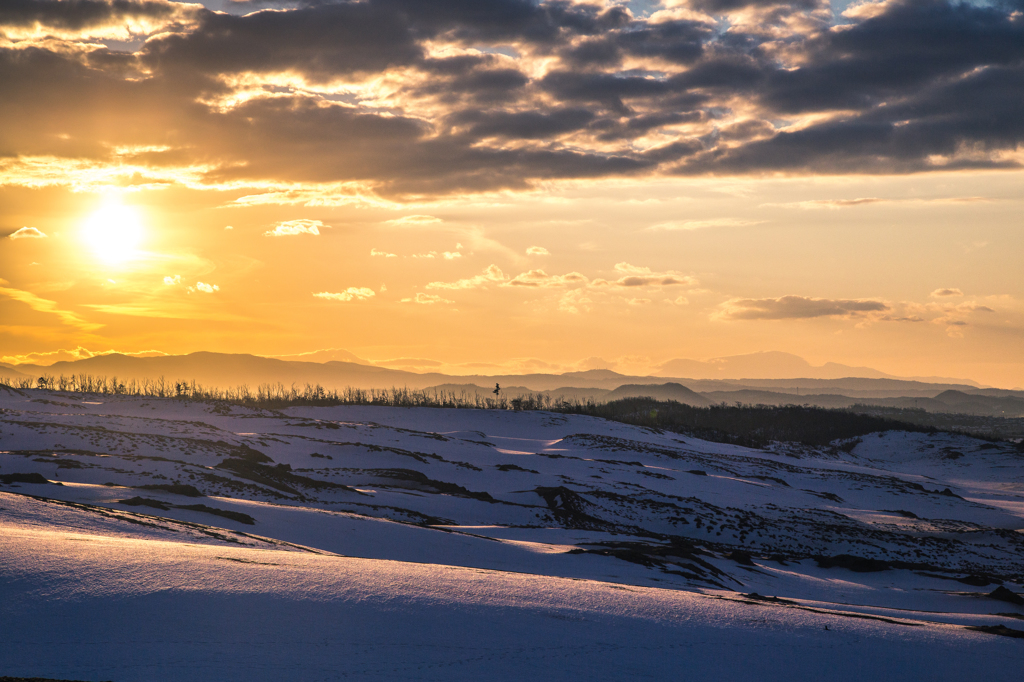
[1,386,1023,680]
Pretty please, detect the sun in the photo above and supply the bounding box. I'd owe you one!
[82,201,144,264]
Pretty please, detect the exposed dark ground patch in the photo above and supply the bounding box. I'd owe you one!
[177,504,256,525]
[966,624,1024,639]
[0,677,112,682]
[0,473,57,485]
[137,483,204,497]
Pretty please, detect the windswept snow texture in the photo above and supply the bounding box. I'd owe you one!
[1,387,1023,681]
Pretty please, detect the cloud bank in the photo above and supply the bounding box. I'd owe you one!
[1,0,1021,199]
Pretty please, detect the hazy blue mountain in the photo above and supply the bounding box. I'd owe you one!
[654,351,980,385]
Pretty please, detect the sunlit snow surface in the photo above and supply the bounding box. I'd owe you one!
[1,387,1023,680]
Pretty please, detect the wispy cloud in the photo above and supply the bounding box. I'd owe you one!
[8,227,46,239]
[0,283,100,331]
[427,265,506,290]
[762,198,887,210]
[558,289,592,314]
[314,288,375,302]
[763,197,994,210]
[0,346,167,366]
[928,300,995,336]
[647,219,757,231]
[187,282,219,294]
[375,246,461,259]
[385,215,442,226]
[401,293,453,304]
[931,288,963,297]
[265,219,325,237]
[526,246,550,256]
[163,275,181,286]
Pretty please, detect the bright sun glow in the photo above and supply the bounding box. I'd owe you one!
[82,202,144,264]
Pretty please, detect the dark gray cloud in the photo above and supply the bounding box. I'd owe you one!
[687,0,821,12]
[681,62,1024,175]
[414,59,529,104]
[762,0,1024,115]
[618,275,691,287]
[451,108,595,140]
[372,0,630,43]
[0,0,184,31]
[1,0,1022,196]
[563,20,709,67]
[142,4,424,81]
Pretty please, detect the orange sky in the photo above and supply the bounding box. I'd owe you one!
[2,1,1022,387]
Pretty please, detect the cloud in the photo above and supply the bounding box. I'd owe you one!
[427,264,506,290]
[609,263,697,288]
[371,248,397,258]
[8,226,46,239]
[763,198,886,210]
[408,247,460,259]
[401,293,454,304]
[573,356,616,371]
[558,289,593,314]
[452,108,596,140]
[0,284,101,330]
[0,346,168,366]
[314,287,375,302]
[717,295,890,320]
[931,288,964,297]
[385,215,443,226]
[504,269,589,288]
[880,315,924,322]
[927,299,995,333]
[0,0,195,40]
[374,357,445,370]
[526,246,550,255]
[764,197,993,210]
[264,219,325,237]
[2,0,1023,198]
[647,219,757,231]
[163,275,181,286]
[187,282,219,294]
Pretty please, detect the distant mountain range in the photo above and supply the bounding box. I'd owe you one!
[427,382,1024,418]
[653,351,980,385]
[3,351,1020,417]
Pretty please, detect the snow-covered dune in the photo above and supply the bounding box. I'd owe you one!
[1,387,1022,680]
